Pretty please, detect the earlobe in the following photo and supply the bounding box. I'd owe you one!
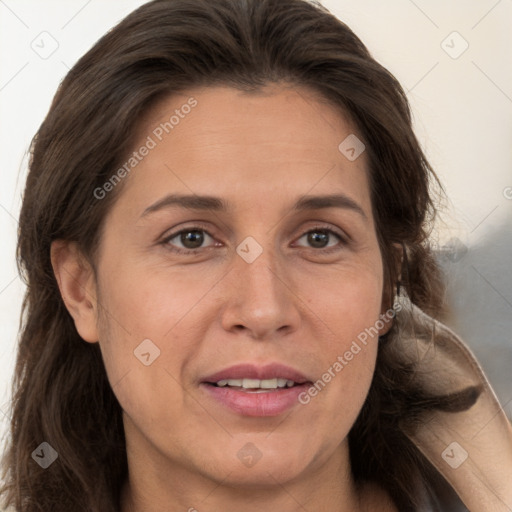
[378,283,395,337]
[378,307,394,337]
[50,240,99,343]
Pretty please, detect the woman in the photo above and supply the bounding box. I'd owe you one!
[1,0,511,510]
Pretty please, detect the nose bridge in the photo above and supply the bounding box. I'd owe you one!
[238,236,281,297]
[237,234,285,304]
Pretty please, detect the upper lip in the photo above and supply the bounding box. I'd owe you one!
[202,363,310,384]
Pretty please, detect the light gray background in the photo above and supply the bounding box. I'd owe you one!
[1,0,511,456]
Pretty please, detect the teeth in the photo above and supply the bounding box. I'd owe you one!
[243,378,262,389]
[215,378,297,389]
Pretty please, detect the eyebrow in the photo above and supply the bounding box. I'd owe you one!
[141,193,367,219]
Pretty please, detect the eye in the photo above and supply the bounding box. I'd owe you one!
[161,226,218,254]
[294,226,347,253]
[161,224,348,256]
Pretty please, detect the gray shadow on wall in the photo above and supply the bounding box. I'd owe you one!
[437,222,512,420]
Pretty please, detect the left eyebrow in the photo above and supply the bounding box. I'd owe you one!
[292,193,367,220]
[140,192,367,220]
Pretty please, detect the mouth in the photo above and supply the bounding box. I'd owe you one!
[201,363,312,416]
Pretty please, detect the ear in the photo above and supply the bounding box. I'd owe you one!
[378,242,404,336]
[50,240,99,343]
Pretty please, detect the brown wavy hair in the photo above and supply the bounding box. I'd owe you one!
[1,0,466,510]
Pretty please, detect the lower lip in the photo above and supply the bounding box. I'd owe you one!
[201,383,311,417]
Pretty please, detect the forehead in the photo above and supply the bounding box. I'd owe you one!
[137,84,357,154]
[110,85,372,218]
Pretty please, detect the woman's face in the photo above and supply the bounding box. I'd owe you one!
[87,85,389,488]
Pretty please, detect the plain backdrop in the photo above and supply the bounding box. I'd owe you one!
[1,0,511,452]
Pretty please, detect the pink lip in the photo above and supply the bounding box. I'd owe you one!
[202,363,309,384]
[201,363,312,417]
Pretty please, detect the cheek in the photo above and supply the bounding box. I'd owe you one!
[299,260,383,423]
[93,262,220,428]
[303,255,384,348]
[96,257,217,343]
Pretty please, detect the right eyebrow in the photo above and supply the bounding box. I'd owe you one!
[141,194,230,218]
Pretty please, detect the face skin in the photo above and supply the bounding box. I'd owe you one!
[51,85,397,512]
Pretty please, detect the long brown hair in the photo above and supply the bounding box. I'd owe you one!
[2,0,458,510]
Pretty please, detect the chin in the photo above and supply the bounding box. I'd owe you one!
[194,438,315,487]
[215,459,306,488]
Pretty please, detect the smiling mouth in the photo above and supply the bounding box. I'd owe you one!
[202,368,312,416]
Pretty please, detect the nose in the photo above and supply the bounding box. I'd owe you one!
[219,239,301,340]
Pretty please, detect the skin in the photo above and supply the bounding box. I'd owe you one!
[52,85,397,512]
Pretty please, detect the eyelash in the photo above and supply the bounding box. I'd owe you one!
[160,223,349,256]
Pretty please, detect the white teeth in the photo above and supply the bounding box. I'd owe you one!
[242,378,262,389]
[230,379,244,387]
[215,378,297,389]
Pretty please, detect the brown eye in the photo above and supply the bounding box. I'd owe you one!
[295,227,346,252]
[179,230,205,249]
[162,226,217,254]
[307,230,330,248]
